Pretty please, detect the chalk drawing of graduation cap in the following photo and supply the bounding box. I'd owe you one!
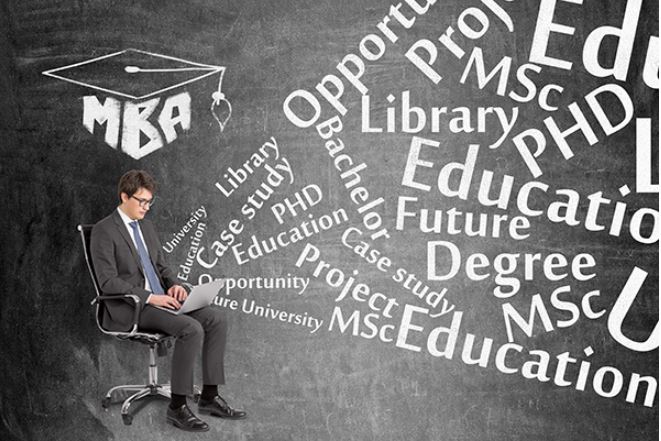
[43,48,231,160]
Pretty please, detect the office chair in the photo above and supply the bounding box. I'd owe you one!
[77,224,198,425]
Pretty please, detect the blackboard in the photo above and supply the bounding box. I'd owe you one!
[1,0,658,440]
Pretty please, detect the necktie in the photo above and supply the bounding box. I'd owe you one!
[129,221,165,294]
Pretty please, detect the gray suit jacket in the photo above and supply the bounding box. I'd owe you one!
[90,210,180,331]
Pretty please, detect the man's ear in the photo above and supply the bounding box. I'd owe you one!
[120,192,129,204]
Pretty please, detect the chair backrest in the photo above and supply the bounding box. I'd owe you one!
[77,224,106,328]
[77,224,101,295]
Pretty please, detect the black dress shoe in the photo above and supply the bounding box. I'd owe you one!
[198,396,247,419]
[166,404,209,432]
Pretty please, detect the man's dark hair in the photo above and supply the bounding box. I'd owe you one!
[118,170,157,201]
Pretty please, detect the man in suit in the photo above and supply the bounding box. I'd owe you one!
[91,169,246,432]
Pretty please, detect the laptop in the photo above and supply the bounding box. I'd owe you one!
[153,278,225,315]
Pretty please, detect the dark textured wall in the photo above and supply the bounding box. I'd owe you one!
[1,1,658,440]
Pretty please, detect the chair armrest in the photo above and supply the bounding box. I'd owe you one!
[91,294,142,336]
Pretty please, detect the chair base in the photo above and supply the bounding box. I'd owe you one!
[101,341,201,425]
[103,383,201,425]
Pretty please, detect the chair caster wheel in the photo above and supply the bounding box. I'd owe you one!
[122,414,133,425]
[102,397,111,409]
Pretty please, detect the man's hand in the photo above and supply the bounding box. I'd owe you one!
[148,294,181,310]
[167,285,188,302]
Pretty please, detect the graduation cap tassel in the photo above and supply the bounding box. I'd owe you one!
[211,68,231,133]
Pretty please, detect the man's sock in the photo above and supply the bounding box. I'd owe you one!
[201,385,218,402]
[169,393,187,409]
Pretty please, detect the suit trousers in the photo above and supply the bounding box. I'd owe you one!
[138,304,227,395]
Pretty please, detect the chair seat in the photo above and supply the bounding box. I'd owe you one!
[117,331,172,345]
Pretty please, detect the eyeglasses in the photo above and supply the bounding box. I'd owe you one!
[131,195,156,208]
